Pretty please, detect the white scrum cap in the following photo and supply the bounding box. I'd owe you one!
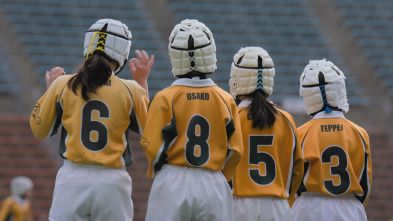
[11,176,33,197]
[299,59,349,115]
[229,47,275,98]
[168,19,217,76]
[84,18,132,74]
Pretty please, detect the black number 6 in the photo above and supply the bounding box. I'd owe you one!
[81,100,109,151]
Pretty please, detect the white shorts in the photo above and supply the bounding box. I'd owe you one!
[49,160,133,221]
[291,192,367,221]
[145,164,234,221]
[233,196,291,221]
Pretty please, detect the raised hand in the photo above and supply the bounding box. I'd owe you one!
[129,50,154,98]
[46,67,66,89]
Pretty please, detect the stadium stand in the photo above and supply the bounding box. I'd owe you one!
[333,0,393,97]
[0,0,172,98]
[168,0,368,106]
[0,44,18,94]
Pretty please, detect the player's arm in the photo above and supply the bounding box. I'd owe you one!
[26,202,33,221]
[125,80,149,134]
[0,197,12,220]
[221,99,244,181]
[140,94,172,178]
[286,116,304,207]
[356,129,372,207]
[30,75,68,140]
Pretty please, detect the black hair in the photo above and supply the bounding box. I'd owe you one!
[242,90,278,129]
[67,51,114,101]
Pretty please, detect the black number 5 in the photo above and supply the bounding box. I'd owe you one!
[81,100,109,151]
[321,146,350,195]
[249,135,276,185]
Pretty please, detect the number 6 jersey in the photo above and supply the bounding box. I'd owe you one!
[30,74,149,168]
[297,111,372,207]
[140,77,243,181]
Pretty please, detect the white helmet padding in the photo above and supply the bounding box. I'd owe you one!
[168,19,217,76]
[11,176,33,197]
[299,59,349,115]
[229,47,275,98]
[84,18,132,74]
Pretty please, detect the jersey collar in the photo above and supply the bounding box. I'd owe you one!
[238,99,252,107]
[313,111,346,119]
[171,77,216,87]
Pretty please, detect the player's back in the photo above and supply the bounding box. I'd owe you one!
[152,82,237,171]
[30,74,148,168]
[297,112,371,205]
[0,196,32,221]
[232,107,298,198]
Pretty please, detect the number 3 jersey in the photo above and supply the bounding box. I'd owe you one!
[30,74,149,168]
[140,77,243,181]
[297,111,372,207]
[232,100,304,204]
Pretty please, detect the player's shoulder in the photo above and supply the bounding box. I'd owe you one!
[276,108,294,120]
[47,74,72,93]
[297,119,315,133]
[344,118,369,139]
[212,85,232,98]
[53,74,72,86]
[116,77,140,90]
[155,85,179,98]
[3,195,14,204]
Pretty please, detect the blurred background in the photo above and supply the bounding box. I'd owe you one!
[0,0,392,220]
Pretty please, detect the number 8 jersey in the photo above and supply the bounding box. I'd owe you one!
[297,111,372,207]
[140,78,243,180]
[30,74,149,168]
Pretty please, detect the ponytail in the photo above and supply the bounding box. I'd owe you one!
[67,52,113,101]
[248,90,277,129]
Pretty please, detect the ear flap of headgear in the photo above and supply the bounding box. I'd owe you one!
[168,19,217,76]
[229,47,275,99]
[299,59,349,115]
[84,18,132,74]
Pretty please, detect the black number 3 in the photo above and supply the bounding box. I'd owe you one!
[81,100,109,151]
[185,115,210,166]
[321,146,350,195]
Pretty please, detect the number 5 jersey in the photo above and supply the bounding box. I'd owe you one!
[232,101,304,205]
[140,77,243,181]
[297,111,372,207]
[30,74,149,168]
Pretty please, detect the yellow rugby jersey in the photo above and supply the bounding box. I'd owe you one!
[30,74,148,168]
[0,196,32,221]
[297,111,372,207]
[232,100,303,204]
[140,77,243,181]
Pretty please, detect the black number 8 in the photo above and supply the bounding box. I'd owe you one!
[185,115,210,166]
[81,100,109,151]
